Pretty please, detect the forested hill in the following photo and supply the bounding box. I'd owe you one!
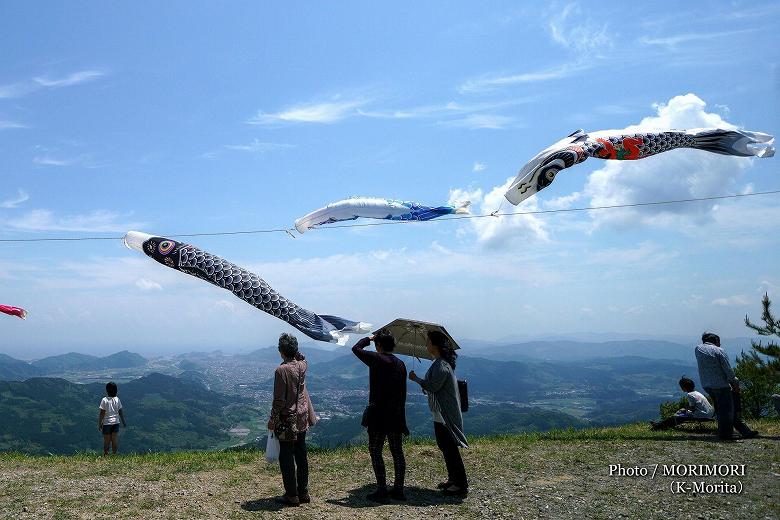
[0,373,249,454]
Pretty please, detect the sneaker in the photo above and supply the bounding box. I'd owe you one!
[389,488,407,501]
[437,481,452,490]
[367,488,389,504]
[274,495,300,506]
[741,430,760,439]
[298,493,311,504]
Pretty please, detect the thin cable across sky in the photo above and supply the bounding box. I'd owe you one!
[1,189,778,244]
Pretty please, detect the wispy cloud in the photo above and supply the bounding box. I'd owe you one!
[638,29,756,49]
[362,98,532,129]
[458,62,590,94]
[135,278,163,291]
[458,2,613,95]
[32,152,101,168]
[33,156,78,167]
[0,81,34,99]
[0,69,106,98]
[202,139,294,159]
[1,189,30,209]
[711,295,750,307]
[223,139,293,153]
[33,70,105,88]
[248,98,368,124]
[472,162,486,173]
[0,119,27,129]
[548,2,612,54]
[439,114,515,130]
[250,95,530,130]
[7,209,143,233]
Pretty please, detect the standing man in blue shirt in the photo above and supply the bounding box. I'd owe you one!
[694,332,759,441]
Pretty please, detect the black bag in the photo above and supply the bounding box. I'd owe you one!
[457,379,468,412]
[361,403,376,428]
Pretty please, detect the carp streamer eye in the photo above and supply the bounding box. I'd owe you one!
[158,240,176,255]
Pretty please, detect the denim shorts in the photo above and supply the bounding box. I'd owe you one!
[102,424,119,435]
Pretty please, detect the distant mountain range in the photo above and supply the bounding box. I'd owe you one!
[0,337,752,454]
[0,350,147,380]
[462,338,747,363]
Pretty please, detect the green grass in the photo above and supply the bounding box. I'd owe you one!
[0,419,777,520]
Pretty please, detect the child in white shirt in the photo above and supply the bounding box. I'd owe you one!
[651,377,714,430]
[98,381,127,455]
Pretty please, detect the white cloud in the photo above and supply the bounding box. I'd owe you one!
[440,114,514,130]
[711,295,750,307]
[33,70,106,88]
[585,241,678,268]
[361,98,532,129]
[548,3,612,54]
[448,177,549,249]
[638,29,756,49]
[204,139,294,158]
[472,162,486,173]
[543,192,583,210]
[582,93,759,230]
[0,69,105,98]
[0,119,27,129]
[0,81,34,98]
[1,189,29,209]
[458,2,613,95]
[135,278,162,291]
[223,139,293,153]
[33,156,78,166]
[248,98,367,124]
[6,209,143,233]
[458,62,590,94]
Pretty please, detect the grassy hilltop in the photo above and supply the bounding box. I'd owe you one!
[1,421,778,520]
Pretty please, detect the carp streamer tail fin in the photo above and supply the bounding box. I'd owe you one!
[691,128,775,158]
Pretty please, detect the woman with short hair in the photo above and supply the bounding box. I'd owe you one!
[268,333,317,506]
[409,330,468,496]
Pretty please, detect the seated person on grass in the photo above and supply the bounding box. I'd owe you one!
[651,377,714,430]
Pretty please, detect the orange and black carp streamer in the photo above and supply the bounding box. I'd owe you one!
[505,128,774,205]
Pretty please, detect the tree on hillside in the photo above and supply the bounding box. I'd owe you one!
[735,293,780,418]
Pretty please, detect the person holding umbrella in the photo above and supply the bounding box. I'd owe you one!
[409,330,468,496]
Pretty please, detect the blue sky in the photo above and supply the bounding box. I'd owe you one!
[1,1,778,358]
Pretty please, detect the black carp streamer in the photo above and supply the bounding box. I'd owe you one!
[505,128,775,205]
[124,231,370,344]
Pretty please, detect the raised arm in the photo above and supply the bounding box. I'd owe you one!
[352,337,378,367]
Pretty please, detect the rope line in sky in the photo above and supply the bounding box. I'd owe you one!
[1,189,778,244]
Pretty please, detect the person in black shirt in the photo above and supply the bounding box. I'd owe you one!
[352,332,409,503]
